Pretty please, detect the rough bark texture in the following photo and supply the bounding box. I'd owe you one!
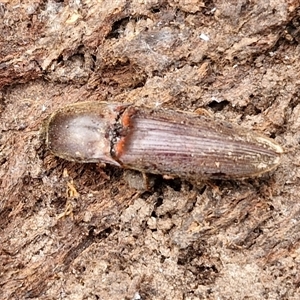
[1,0,300,299]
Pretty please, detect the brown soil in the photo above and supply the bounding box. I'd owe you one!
[1,1,300,299]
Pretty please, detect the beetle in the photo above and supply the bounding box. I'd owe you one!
[45,101,283,180]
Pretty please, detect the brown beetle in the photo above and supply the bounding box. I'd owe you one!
[46,102,283,180]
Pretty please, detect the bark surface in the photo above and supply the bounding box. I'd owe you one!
[1,1,300,299]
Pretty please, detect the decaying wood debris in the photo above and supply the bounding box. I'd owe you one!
[1,1,300,299]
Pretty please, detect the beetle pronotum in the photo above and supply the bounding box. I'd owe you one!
[45,102,283,180]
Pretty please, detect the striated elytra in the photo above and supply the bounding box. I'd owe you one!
[45,102,283,180]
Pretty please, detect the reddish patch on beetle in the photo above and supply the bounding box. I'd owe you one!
[114,137,127,158]
[121,108,135,128]
[114,107,136,158]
